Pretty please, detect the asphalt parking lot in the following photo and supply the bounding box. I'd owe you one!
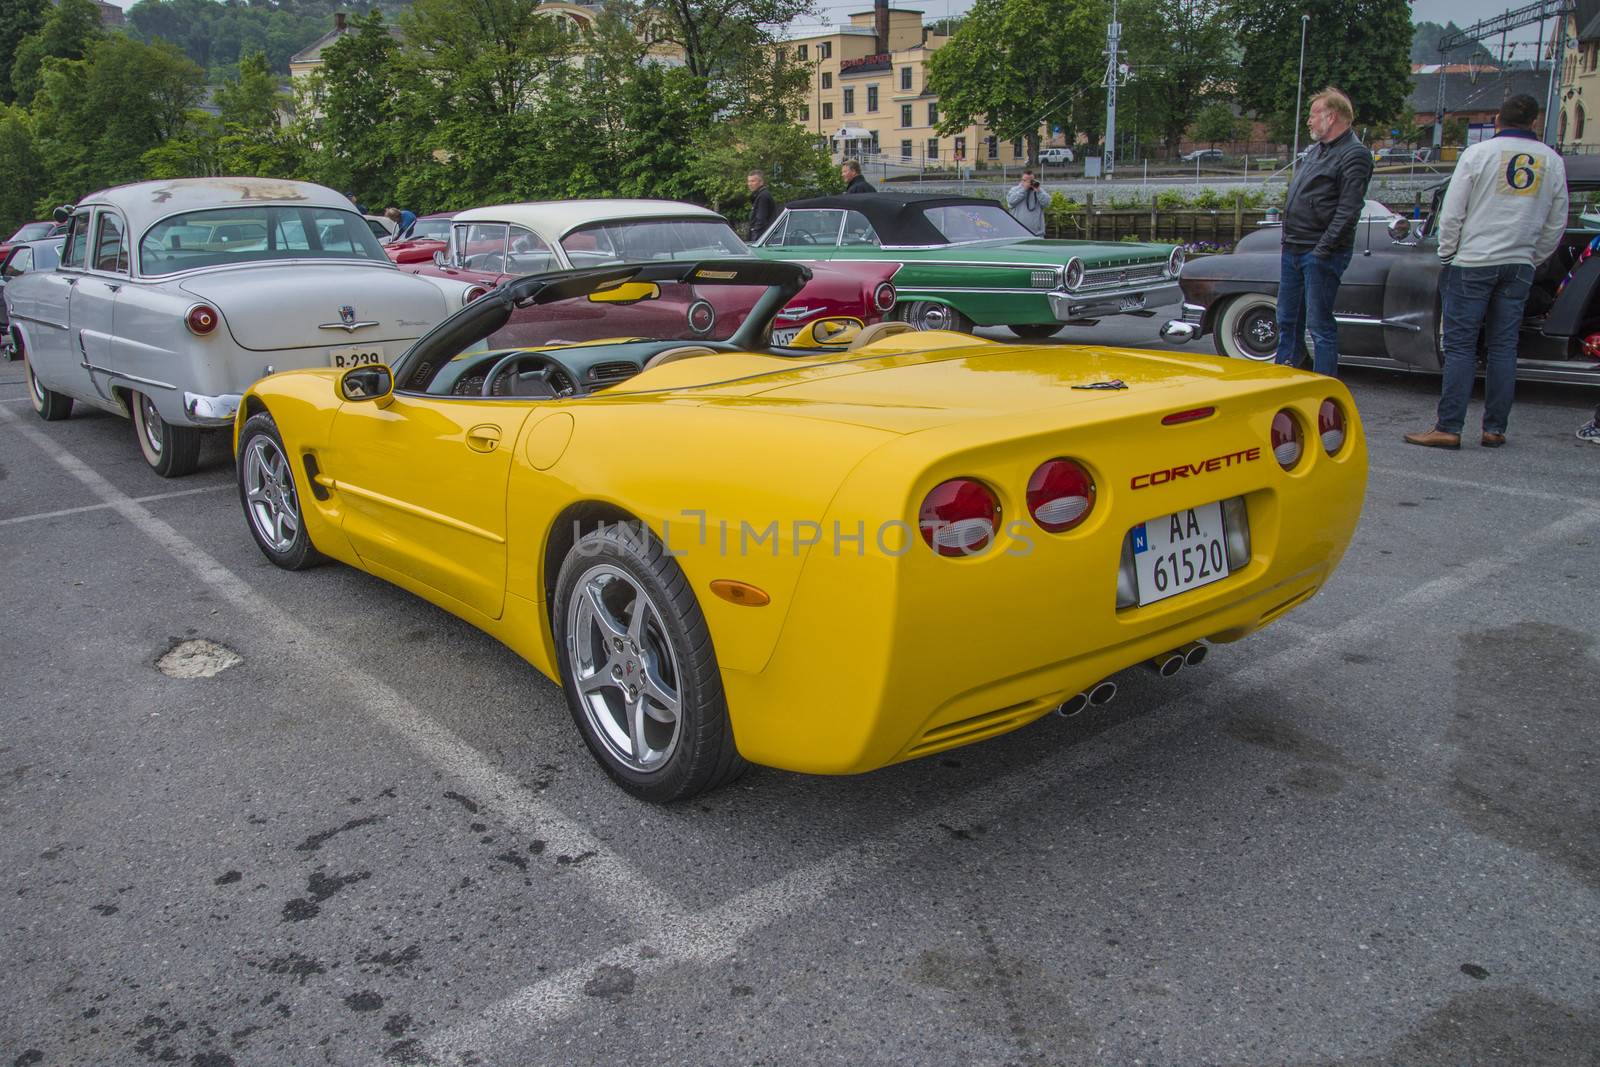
[3,314,1599,1067]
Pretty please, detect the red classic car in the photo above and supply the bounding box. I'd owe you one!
[401,200,900,344]
[381,211,457,265]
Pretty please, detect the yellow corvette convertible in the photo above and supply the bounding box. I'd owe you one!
[234,260,1367,801]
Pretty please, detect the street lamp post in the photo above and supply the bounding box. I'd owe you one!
[1291,14,1309,173]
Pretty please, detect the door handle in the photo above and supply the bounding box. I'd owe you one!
[104,282,120,292]
[465,424,501,453]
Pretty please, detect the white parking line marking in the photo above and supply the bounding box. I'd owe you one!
[1371,464,1600,506]
[0,484,233,527]
[0,395,30,404]
[0,404,688,927]
[421,502,1600,1064]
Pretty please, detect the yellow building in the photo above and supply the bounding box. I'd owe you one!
[781,4,1039,170]
[1556,0,1600,150]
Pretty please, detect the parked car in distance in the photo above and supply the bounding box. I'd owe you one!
[1179,148,1226,163]
[364,214,398,241]
[754,192,1182,337]
[1,237,64,359]
[1161,155,1600,385]
[7,178,470,476]
[1039,147,1075,165]
[0,221,56,265]
[235,258,1367,801]
[382,211,457,264]
[403,199,901,346]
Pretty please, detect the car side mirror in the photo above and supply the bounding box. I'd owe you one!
[1386,217,1412,242]
[340,364,394,406]
[784,317,861,348]
[52,204,72,223]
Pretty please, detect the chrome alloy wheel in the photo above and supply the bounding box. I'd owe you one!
[915,303,954,330]
[242,435,301,554]
[138,393,165,455]
[565,564,683,773]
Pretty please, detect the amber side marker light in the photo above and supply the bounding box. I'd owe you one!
[710,580,770,607]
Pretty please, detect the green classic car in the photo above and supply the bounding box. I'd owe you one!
[752,193,1182,338]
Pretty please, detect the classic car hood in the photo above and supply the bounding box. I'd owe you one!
[621,342,1311,433]
[179,264,455,352]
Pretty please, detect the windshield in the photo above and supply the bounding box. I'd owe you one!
[7,222,52,243]
[140,206,390,276]
[560,219,749,268]
[412,218,453,242]
[922,203,1034,243]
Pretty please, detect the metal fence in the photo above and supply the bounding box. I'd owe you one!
[1047,200,1273,247]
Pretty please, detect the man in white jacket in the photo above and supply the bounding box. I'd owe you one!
[1405,94,1568,449]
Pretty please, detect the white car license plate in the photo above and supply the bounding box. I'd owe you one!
[1118,294,1146,311]
[328,345,384,369]
[1131,500,1230,606]
[771,327,799,346]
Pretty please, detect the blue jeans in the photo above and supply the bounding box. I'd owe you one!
[1275,248,1352,376]
[1436,263,1533,435]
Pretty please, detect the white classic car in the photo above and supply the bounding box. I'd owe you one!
[6,178,468,476]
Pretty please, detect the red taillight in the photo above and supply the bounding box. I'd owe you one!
[919,478,1000,556]
[464,285,489,303]
[1027,458,1095,533]
[1271,409,1303,469]
[1318,399,1346,454]
[185,304,219,335]
[873,281,896,313]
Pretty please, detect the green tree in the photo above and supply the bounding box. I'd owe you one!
[1119,0,1237,152]
[926,0,1108,164]
[1228,0,1413,141]
[318,11,411,207]
[0,106,42,234]
[147,50,306,180]
[31,35,205,207]
[11,0,102,105]
[645,0,817,83]
[686,117,834,221]
[1194,101,1243,146]
[0,0,50,105]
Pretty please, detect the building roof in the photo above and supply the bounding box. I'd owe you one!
[1578,0,1600,42]
[76,178,353,234]
[1408,69,1553,116]
[454,200,724,239]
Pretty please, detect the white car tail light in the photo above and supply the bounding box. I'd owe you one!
[1027,458,1095,533]
[919,478,1000,556]
[1271,410,1303,469]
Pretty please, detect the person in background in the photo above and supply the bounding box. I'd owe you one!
[343,191,366,215]
[1005,168,1052,237]
[1404,93,1567,450]
[1579,402,1600,444]
[1274,87,1373,376]
[746,170,777,241]
[385,206,418,240]
[841,159,875,194]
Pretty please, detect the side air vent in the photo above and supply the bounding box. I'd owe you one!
[590,361,639,383]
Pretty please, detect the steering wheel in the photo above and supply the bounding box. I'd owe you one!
[789,231,818,245]
[481,351,578,399]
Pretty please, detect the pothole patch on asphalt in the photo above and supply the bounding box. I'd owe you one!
[156,639,243,678]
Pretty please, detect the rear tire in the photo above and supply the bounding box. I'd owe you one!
[237,411,324,570]
[131,390,202,477]
[902,300,974,333]
[554,523,747,802]
[23,348,73,421]
[1009,323,1062,340]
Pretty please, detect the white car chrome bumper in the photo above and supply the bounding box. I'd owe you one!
[184,392,243,426]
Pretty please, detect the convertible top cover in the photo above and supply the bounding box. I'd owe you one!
[783,193,1005,246]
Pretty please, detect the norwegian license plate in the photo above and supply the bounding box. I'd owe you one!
[771,327,800,346]
[328,345,384,369]
[1131,500,1230,606]
[1118,294,1146,311]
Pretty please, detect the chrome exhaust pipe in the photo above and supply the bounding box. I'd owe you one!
[1055,692,1090,718]
[1144,651,1185,677]
[1087,680,1117,707]
[1180,641,1208,667]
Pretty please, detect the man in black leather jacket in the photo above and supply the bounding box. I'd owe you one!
[746,170,777,241]
[1275,87,1373,376]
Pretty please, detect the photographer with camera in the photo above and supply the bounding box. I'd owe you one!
[1005,168,1052,237]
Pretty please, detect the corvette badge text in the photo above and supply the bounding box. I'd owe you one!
[1130,447,1260,489]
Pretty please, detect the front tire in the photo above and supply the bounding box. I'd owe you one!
[237,411,324,570]
[131,390,202,477]
[902,300,974,333]
[554,523,746,802]
[1009,323,1063,340]
[23,348,73,421]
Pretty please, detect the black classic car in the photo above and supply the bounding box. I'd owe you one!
[1161,155,1600,385]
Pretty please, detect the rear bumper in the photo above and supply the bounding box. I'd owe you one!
[1160,302,1209,343]
[1051,282,1180,320]
[183,391,243,427]
[720,380,1368,774]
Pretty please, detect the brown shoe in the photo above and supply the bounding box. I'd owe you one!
[1403,428,1461,450]
[1481,433,1506,448]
